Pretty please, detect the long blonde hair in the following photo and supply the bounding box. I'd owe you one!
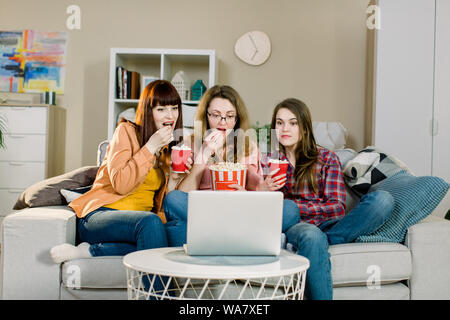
[195,85,250,132]
[271,98,322,193]
[193,85,253,161]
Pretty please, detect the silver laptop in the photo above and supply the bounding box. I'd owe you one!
[184,191,283,256]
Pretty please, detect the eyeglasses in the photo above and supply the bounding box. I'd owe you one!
[207,112,237,124]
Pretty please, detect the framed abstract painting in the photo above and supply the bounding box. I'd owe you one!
[0,30,67,94]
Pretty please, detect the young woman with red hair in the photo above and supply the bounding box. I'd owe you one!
[50,80,184,263]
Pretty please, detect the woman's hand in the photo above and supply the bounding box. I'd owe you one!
[170,153,193,180]
[228,184,246,191]
[145,126,174,155]
[258,168,287,191]
[167,152,193,191]
[197,130,225,161]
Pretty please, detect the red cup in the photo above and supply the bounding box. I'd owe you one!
[268,159,289,180]
[171,147,191,173]
[209,167,247,191]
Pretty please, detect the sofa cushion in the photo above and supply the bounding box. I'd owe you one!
[60,287,127,300]
[62,243,412,290]
[356,170,449,243]
[13,166,99,210]
[334,148,357,169]
[62,256,127,289]
[333,282,410,300]
[61,257,285,298]
[313,122,347,150]
[343,147,410,197]
[60,185,92,204]
[329,242,411,286]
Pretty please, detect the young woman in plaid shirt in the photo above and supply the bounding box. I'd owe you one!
[263,98,395,300]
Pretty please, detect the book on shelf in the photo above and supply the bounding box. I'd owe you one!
[130,71,140,99]
[116,66,140,100]
[116,66,123,99]
[123,69,127,99]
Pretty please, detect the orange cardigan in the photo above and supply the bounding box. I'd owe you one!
[70,122,170,222]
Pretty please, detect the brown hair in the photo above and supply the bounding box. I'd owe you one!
[193,85,253,161]
[195,85,250,133]
[119,79,183,149]
[271,98,322,193]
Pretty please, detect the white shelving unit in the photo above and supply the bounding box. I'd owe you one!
[108,48,217,139]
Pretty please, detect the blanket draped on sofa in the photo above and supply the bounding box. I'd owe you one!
[341,147,449,243]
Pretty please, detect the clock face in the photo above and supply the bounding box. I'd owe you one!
[234,31,271,66]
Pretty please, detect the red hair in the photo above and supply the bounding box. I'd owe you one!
[122,80,183,148]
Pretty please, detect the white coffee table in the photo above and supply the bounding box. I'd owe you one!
[123,247,309,300]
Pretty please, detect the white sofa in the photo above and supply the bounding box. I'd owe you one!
[1,196,450,300]
[1,126,449,300]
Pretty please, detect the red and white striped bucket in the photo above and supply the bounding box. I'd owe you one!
[209,167,247,191]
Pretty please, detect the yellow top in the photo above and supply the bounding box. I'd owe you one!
[104,167,164,212]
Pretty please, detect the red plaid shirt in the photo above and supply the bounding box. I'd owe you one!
[262,148,346,226]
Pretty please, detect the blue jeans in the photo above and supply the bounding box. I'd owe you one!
[285,190,395,300]
[77,207,168,256]
[77,207,170,296]
[163,190,301,247]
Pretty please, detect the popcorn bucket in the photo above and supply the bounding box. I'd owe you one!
[209,163,247,191]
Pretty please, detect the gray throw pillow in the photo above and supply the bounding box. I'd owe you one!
[334,148,357,169]
[356,170,449,243]
[60,185,92,204]
[13,166,99,210]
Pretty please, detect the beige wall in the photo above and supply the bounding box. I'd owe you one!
[0,0,370,174]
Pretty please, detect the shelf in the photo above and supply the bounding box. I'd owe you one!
[114,99,139,105]
[182,100,200,105]
[108,48,217,139]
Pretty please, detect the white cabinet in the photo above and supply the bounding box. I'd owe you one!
[0,105,66,217]
[373,0,449,184]
[432,0,450,183]
[108,48,218,139]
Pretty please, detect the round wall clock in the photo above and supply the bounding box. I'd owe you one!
[234,31,271,66]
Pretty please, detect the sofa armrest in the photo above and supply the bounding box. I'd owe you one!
[405,215,450,300]
[1,206,76,299]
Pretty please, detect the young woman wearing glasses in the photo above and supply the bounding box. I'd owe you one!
[162,85,300,247]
